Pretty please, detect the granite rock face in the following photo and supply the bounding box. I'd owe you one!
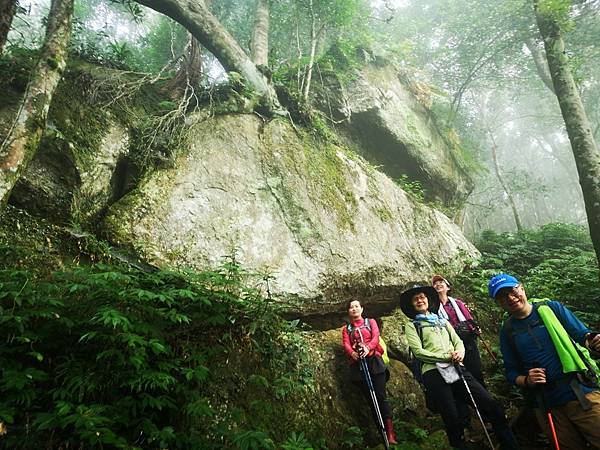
[2,62,478,316]
[104,114,477,315]
[315,62,474,206]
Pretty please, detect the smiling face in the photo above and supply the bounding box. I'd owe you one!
[347,300,363,321]
[495,284,531,318]
[411,292,429,314]
[433,279,450,295]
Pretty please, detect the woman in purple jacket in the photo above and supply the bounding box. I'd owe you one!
[432,275,485,386]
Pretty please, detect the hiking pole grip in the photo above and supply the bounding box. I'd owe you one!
[531,361,560,450]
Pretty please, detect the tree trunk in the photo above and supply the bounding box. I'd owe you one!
[134,0,282,114]
[0,0,74,209]
[525,36,555,94]
[163,33,203,99]
[489,130,523,231]
[250,0,269,66]
[302,0,323,102]
[534,1,600,265]
[0,0,18,54]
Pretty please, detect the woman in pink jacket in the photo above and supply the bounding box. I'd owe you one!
[342,299,396,445]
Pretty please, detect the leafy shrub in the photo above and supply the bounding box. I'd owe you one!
[394,175,425,202]
[475,223,594,279]
[0,259,313,449]
[281,432,314,450]
[340,426,364,448]
[455,222,600,346]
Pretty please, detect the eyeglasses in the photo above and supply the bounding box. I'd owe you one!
[495,284,522,302]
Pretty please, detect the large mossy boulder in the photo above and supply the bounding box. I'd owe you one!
[103,113,477,315]
[1,60,478,317]
[315,59,474,207]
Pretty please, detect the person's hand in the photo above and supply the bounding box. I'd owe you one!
[450,351,463,363]
[526,367,546,386]
[468,320,482,336]
[353,343,369,358]
[358,343,369,357]
[351,351,360,361]
[586,333,600,353]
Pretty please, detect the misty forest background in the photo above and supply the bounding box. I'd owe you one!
[1,0,600,449]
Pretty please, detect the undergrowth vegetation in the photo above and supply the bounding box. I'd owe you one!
[456,223,600,324]
[0,242,314,449]
[0,207,460,450]
[3,210,599,450]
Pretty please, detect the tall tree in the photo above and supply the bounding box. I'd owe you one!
[134,0,282,113]
[250,0,269,66]
[534,0,600,264]
[301,0,324,101]
[489,129,523,231]
[298,0,362,101]
[0,0,74,209]
[0,0,17,54]
[524,36,555,94]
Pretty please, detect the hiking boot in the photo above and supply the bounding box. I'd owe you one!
[384,418,397,445]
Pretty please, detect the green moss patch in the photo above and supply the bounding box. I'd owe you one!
[260,120,358,238]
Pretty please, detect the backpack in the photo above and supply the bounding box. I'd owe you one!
[409,321,425,386]
[346,318,389,365]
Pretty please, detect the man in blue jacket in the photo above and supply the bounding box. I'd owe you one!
[489,273,600,450]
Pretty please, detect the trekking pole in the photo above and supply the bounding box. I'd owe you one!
[358,355,390,450]
[455,364,495,450]
[536,385,560,450]
[545,408,560,450]
[477,335,499,364]
[355,331,389,449]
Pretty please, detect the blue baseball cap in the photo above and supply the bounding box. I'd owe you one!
[488,273,519,298]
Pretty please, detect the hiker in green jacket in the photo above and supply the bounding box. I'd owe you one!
[489,273,600,450]
[401,285,518,450]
